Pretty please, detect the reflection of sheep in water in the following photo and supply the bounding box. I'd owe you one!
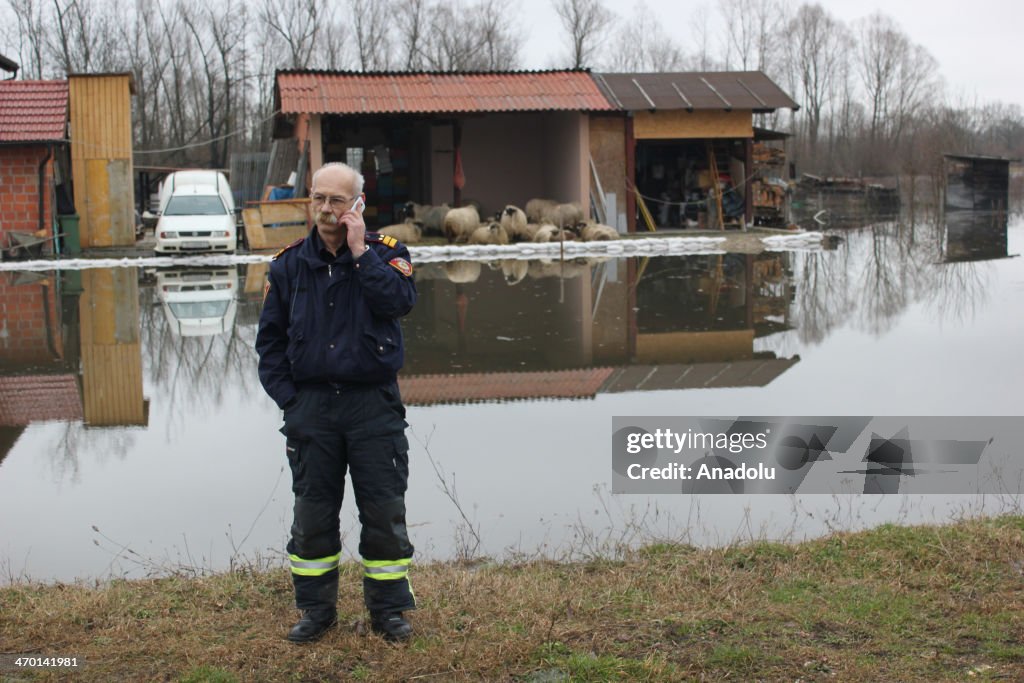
[499,205,535,242]
[468,221,510,245]
[533,224,579,242]
[442,261,482,283]
[443,206,481,243]
[577,221,618,241]
[378,221,423,243]
[527,258,591,280]
[525,198,556,223]
[403,202,449,237]
[500,259,528,285]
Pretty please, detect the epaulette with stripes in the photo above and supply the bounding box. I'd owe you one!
[271,237,304,260]
[366,231,399,249]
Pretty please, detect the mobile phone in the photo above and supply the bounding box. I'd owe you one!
[352,196,365,214]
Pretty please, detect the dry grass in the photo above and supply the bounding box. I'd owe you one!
[2,515,1023,682]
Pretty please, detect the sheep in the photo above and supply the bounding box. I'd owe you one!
[540,202,584,227]
[403,202,450,237]
[577,221,619,241]
[525,198,557,223]
[378,221,423,244]
[498,205,535,242]
[443,205,481,243]
[462,198,486,217]
[443,260,482,284]
[500,259,528,285]
[533,224,578,242]
[468,221,510,245]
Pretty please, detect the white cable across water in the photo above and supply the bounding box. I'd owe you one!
[0,234,822,272]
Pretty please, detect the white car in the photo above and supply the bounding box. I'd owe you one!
[154,171,237,254]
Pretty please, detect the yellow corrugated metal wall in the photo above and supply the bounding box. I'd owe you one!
[69,74,135,248]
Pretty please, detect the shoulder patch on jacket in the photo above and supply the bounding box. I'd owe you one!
[388,257,413,277]
[366,231,398,249]
[272,238,304,260]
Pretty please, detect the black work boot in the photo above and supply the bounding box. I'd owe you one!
[287,609,337,643]
[370,611,413,642]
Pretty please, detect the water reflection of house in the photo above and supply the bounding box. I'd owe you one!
[78,269,148,425]
[266,69,796,244]
[0,268,148,437]
[943,211,1013,263]
[398,253,797,405]
[0,270,83,462]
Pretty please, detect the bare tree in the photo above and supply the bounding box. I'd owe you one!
[720,0,784,72]
[4,0,47,78]
[47,0,124,73]
[180,0,248,167]
[393,0,428,69]
[351,0,392,71]
[419,0,521,71]
[785,3,846,159]
[474,0,520,70]
[607,2,686,72]
[553,0,613,69]
[261,0,322,69]
[686,3,722,72]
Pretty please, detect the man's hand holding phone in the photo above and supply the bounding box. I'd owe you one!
[344,195,368,257]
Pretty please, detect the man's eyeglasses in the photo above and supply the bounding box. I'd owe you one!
[311,194,356,210]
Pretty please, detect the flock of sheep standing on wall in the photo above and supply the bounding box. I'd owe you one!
[377,198,620,246]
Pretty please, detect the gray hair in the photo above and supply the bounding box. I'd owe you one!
[311,161,365,195]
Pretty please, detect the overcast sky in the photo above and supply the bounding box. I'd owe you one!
[517,0,1023,111]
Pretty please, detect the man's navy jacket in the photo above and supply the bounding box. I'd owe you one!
[255,228,417,410]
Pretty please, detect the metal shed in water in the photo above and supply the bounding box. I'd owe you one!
[943,153,1012,211]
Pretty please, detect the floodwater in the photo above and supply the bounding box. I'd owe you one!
[1,212,1021,583]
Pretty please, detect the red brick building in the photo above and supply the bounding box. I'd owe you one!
[0,80,69,251]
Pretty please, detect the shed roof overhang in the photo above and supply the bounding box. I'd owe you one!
[593,71,799,114]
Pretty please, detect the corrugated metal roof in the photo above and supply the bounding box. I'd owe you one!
[0,80,69,143]
[276,70,614,115]
[0,375,83,426]
[398,367,615,405]
[592,71,798,113]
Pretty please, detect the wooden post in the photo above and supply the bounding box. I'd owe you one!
[453,120,462,208]
[744,138,754,227]
[625,115,636,234]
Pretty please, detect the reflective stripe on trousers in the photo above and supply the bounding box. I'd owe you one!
[363,557,411,581]
[290,552,341,576]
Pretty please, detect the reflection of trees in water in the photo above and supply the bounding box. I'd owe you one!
[922,260,992,328]
[138,273,261,438]
[794,241,855,345]
[792,218,988,343]
[40,422,136,485]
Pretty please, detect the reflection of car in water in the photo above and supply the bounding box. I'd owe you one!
[156,267,238,336]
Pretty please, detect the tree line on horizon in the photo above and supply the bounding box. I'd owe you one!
[2,0,1021,184]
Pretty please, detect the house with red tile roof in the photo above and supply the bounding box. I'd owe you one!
[0,64,70,255]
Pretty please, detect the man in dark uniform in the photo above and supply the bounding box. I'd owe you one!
[256,162,417,643]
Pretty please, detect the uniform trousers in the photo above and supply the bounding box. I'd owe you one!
[281,380,415,614]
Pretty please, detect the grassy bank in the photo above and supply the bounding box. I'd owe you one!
[2,516,1022,682]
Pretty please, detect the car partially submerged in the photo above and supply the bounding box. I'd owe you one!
[155,171,237,254]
